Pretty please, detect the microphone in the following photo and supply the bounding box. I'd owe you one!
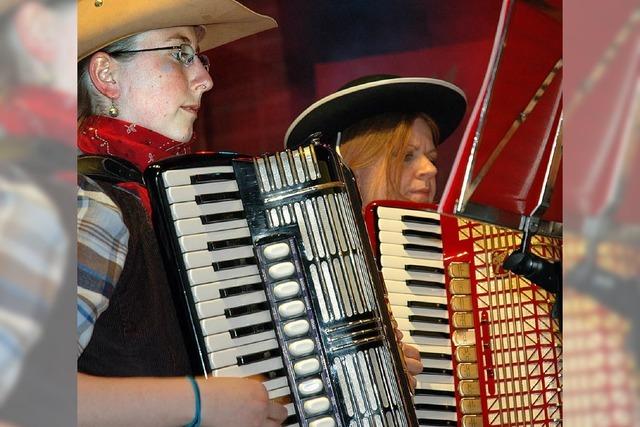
[503,251,561,295]
[502,232,562,329]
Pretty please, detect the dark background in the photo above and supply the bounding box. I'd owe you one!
[195,0,504,200]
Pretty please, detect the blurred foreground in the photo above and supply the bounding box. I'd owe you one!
[0,0,75,425]
[565,1,640,425]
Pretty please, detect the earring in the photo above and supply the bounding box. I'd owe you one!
[108,99,119,117]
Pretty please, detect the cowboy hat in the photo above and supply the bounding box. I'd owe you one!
[284,74,467,149]
[78,0,277,60]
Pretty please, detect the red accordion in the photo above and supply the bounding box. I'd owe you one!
[360,1,564,425]
[366,201,562,427]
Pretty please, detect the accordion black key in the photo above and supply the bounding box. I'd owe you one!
[145,144,418,427]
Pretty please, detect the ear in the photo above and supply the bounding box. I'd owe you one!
[88,52,121,99]
[195,25,207,43]
[13,2,56,63]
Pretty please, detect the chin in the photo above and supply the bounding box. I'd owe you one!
[407,194,434,204]
[168,129,193,143]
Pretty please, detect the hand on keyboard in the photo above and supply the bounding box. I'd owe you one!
[391,317,423,392]
[200,377,288,427]
[402,342,423,391]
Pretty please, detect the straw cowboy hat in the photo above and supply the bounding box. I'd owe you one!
[285,74,467,149]
[78,0,277,60]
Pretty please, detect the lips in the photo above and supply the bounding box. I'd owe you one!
[410,188,433,203]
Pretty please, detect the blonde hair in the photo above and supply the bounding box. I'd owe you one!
[339,112,439,205]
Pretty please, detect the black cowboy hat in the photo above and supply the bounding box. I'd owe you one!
[284,74,467,149]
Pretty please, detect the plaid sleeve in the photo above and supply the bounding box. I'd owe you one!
[0,169,68,405]
[77,175,129,356]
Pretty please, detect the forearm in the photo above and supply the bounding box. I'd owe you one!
[78,373,286,427]
[77,373,195,427]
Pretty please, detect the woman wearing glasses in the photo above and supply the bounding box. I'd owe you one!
[78,40,213,145]
[76,1,288,426]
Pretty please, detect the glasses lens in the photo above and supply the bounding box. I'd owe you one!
[198,54,210,72]
[177,44,196,66]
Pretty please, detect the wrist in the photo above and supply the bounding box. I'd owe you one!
[184,376,201,427]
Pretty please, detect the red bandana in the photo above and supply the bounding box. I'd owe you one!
[78,115,196,217]
[78,115,195,171]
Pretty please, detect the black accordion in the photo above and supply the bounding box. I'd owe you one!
[144,144,418,427]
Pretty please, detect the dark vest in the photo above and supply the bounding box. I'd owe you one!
[77,180,192,376]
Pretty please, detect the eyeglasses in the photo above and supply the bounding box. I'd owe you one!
[110,44,210,72]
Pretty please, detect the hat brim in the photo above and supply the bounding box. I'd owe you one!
[78,0,277,60]
[284,77,467,149]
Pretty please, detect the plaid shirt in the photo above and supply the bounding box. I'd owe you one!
[0,168,68,405]
[77,175,129,355]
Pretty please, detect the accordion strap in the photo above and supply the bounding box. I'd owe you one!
[78,155,144,185]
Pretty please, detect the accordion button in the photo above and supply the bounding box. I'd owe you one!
[309,417,335,427]
[278,300,305,318]
[303,396,330,416]
[298,378,324,396]
[268,262,295,280]
[288,339,315,357]
[293,357,320,377]
[273,281,300,299]
[263,242,290,260]
[283,319,310,337]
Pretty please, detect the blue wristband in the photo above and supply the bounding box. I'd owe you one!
[184,376,201,427]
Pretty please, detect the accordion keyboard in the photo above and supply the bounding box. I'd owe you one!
[375,207,457,426]
[159,163,298,422]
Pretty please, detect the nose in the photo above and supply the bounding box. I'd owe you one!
[190,56,213,94]
[417,155,437,180]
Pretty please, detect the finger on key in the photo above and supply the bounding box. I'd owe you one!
[268,401,288,424]
[402,343,421,361]
[408,375,417,392]
[405,356,424,376]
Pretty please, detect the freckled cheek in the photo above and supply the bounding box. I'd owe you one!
[151,84,178,119]
[160,63,170,72]
[158,64,190,89]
